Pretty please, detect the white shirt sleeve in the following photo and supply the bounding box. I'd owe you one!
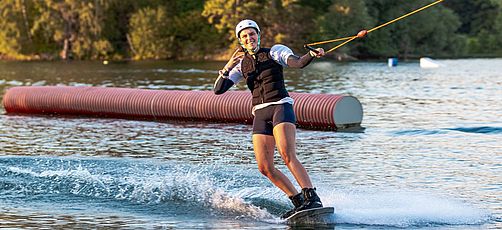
[227,61,243,84]
[270,44,294,67]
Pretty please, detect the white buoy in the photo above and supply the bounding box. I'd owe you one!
[388,58,398,67]
[420,57,440,68]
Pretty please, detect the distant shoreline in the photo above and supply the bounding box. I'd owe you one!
[1,55,501,62]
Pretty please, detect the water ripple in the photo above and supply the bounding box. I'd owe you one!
[446,126,502,134]
[393,126,502,136]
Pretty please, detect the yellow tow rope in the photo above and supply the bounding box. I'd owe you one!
[305,0,445,53]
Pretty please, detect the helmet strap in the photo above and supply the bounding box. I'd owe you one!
[256,35,261,50]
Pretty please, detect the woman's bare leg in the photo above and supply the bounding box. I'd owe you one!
[252,134,298,196]
[273,122,313,188]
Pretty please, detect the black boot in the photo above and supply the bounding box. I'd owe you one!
[281,192,304,219]
[297,188,323,211]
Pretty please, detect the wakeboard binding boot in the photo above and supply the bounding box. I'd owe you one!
[297,187,323,211]
[281,192,304,219]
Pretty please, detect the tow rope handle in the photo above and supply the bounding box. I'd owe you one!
[304,45,320,54]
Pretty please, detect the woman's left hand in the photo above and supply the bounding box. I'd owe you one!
[310,48,325,58]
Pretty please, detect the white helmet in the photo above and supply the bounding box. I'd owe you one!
[235,19,260,38]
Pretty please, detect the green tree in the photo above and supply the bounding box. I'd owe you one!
[363,0,462,58]
[172,10,226,60]
[494,6,502,55]
[444,0,499,35]
[266,0,316,52]
[203,0,262,46]
[315,0,374,56]
[31,0,113,60]
[443,0,501,56]
[1,0,500,60]
[0,0,34,59]
[128,6,173,59]
[99,0,137,59]
[203,0,316,54]
[297,0,333,14]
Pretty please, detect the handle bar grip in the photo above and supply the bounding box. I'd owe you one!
[304,45,320,54]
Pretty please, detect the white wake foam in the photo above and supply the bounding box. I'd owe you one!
[320,188,490,227]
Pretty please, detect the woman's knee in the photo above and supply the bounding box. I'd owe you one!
[280,151,298,166]
[257,163,275,177]
[276,142,296,163]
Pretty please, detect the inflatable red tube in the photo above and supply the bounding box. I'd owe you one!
[3,86,363,130]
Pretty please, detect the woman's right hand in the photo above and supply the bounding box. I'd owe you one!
[222,48,244,72]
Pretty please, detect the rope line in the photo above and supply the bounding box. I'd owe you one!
[306,0,444,53]
[307,36,354,46]
[326,36,357,53]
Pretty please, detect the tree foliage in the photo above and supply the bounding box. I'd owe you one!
[128,6,172,60]
[0,0,35,59]
[0,0,500,60]
[315,0,374,56]
[29,0,113,60]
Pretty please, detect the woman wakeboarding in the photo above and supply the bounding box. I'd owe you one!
[213,19,325,218]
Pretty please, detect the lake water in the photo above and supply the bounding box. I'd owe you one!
[0,59,500,229]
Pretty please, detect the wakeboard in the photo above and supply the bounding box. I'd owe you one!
[285,207,335,225]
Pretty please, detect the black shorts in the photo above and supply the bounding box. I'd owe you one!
[252,103,296,135]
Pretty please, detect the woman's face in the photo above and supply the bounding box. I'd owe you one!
[239,28,259,51]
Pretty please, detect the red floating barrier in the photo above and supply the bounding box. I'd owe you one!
[2,86,363,131]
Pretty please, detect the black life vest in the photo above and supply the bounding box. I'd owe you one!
[240,48,289,106]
